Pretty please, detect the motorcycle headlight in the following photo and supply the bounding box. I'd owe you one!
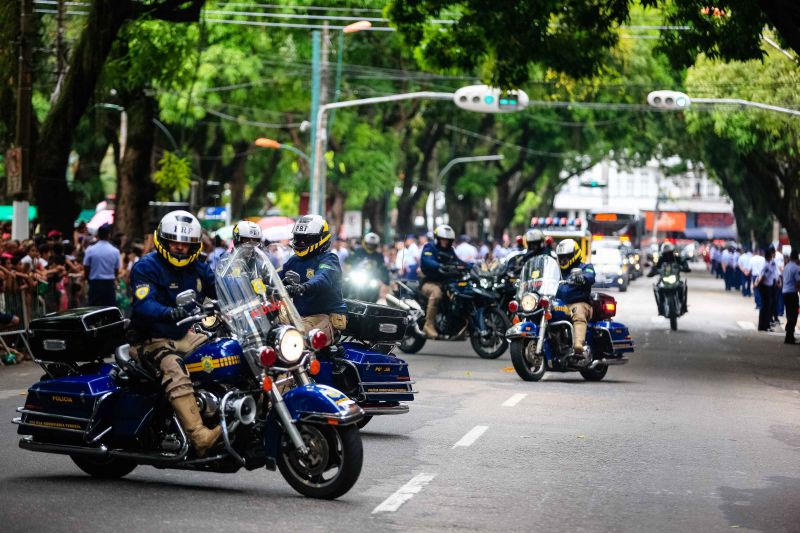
[480,277,491,289]
[349,270,368,285]
[521,292,538,312]
[276,326,304,364]
[663,275,677,284]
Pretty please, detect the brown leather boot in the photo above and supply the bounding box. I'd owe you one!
[423,298,440,338]
[171,394,221,457]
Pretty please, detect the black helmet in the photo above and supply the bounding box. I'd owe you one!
[290,215,332,257]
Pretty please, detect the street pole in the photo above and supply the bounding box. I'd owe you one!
[14,0,34,200]
[308,30,321,215]
[308,24,332,216]
[310,91,456,216]
[432,155,505,224]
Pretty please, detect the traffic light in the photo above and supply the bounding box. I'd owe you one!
[647,90,691,110]
[453,85,529,113]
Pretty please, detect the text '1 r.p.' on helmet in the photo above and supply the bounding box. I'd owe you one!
[154,210,203,267]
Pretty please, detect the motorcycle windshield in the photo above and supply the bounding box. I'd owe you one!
[519,255,561,298]
[659,262,681,285]
[215,245,304,344]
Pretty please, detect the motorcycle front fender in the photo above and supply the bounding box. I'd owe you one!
[281,384,364,425]
[506,321,540,339]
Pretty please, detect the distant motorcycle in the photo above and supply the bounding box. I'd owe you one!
[392,265,510,359]
[506,255,634,382]
[343,260,381,303]
[652,262,688,331]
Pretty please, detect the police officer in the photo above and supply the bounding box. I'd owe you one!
[647,242,691,313]
[346,232,390,299]
[507,228,556,276]
[419,224,467,338]
[233,220,263,247]
[280,215,347,345]
[555,239,596,358]
[130,211,219,457]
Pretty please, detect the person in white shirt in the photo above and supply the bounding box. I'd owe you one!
[454,235,478,263]
[738,249,753,297]
[749,249,766,309]
[756,247,780,331]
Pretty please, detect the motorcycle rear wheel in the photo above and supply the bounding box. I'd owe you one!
[510,340,545,381]
[470,308,510,359]
[399,333,426,354]
[580,364,608,381]
[278,422,363,500]
[71,455,137,479]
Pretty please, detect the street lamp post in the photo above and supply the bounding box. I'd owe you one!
[255,137,311,164]
[432,155,505,225]
[647,90,800,117]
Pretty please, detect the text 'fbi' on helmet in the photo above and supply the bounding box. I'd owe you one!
[154,210,203,268]
[291,215,332,257]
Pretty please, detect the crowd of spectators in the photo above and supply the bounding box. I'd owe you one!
[706,242,800,343]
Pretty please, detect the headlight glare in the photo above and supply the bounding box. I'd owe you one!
[277,327,304,364]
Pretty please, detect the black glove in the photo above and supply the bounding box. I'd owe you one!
[169,307,190,322]
[568,274,586,286]
[286,283,309,297]
[283,270,302,287]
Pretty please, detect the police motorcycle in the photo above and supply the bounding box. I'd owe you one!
[343,259,382,303]
[506,254,634,381]
[651,262,688,331]
[13,245,364,500]
[393,262,511,359]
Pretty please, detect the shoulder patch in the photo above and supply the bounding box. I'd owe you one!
[135,285,150,300]
[423,251,433,256]
[319,264,334,270]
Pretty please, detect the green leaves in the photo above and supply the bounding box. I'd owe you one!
[153,150,191,201]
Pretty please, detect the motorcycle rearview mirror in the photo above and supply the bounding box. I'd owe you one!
[176,289,197,307]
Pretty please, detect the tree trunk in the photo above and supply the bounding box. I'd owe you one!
[243,150,280,215]
[228,141,250,220]
[329,181,345,237]
[363,196,386,238]
[115,92,156,239]
[0,0,20,150]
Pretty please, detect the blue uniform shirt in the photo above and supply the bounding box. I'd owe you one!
[556,262,596,304]
[420,241,462,282]
[280,251,346,316]
[83,240,120,280]
[131,252,217,340]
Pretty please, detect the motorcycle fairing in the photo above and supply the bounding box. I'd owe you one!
[184,338,245,385]
[281,383,364,424]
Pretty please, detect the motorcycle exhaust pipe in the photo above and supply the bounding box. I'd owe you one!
[386,293,410,311]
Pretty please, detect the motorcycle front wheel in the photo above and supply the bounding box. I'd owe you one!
[510,339,545,381]
[278,422,363,500]
[71,455,137,479]
[470,308,511,359]
[580,364,608,381]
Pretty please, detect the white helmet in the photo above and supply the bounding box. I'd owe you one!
[524,228,544,250]
[363,232,380,252]
[434,224,455,241]
[154,210,202,267]
[233,220,263,246]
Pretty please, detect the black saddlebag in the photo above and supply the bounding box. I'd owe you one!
[342,299,409,343]
[28,307,126,362]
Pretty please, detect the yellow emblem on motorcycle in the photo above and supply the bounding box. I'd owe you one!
[201,355,215,373]
[135,286,150,300]
[251,279,266,295]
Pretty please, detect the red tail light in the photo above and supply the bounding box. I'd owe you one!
[603,302,617,317]
[260,347,277,367]
[508,300,519,313]
[310,329,329,350]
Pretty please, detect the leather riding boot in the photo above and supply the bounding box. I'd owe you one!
[423,298,440,338]
[171,394,221,457]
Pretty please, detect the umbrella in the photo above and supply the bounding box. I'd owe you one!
[213,224,234,241]
[258,216,295,229]
[87,209,114,233]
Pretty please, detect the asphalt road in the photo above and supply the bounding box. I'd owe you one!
[0,265,798,532]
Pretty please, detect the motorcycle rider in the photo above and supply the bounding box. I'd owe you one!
[346,232,390,302]
[507,229,556,276]
[419,224,468,338]
[279,215,347,346]
[647,242,690,313]
[555,238,596,358]
[130,211,220,457]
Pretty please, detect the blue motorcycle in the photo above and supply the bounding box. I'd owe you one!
[506,255,634,382]
[13,247,364,499]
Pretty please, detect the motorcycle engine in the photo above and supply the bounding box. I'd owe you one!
[548,324,573,358]
[195,390,221,422]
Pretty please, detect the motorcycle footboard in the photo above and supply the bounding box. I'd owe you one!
[341,343,416,402]
[13,370,118,444]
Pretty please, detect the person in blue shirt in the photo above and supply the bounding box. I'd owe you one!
[783,249,800,344]
[555,238,596,357]
[279,215,347,346]
[130,210,219,457]
[419,224,468,338]
[83,223,120,306]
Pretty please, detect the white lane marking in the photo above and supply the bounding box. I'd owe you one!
[737,321,756,330]
[372,473,437,514]
[502,393,527,407]
[453,425,489,448]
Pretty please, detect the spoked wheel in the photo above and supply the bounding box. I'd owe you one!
[71,455,137,479]
[278,422,363,500]
[510,340,546,381]
[470,308,511,359]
